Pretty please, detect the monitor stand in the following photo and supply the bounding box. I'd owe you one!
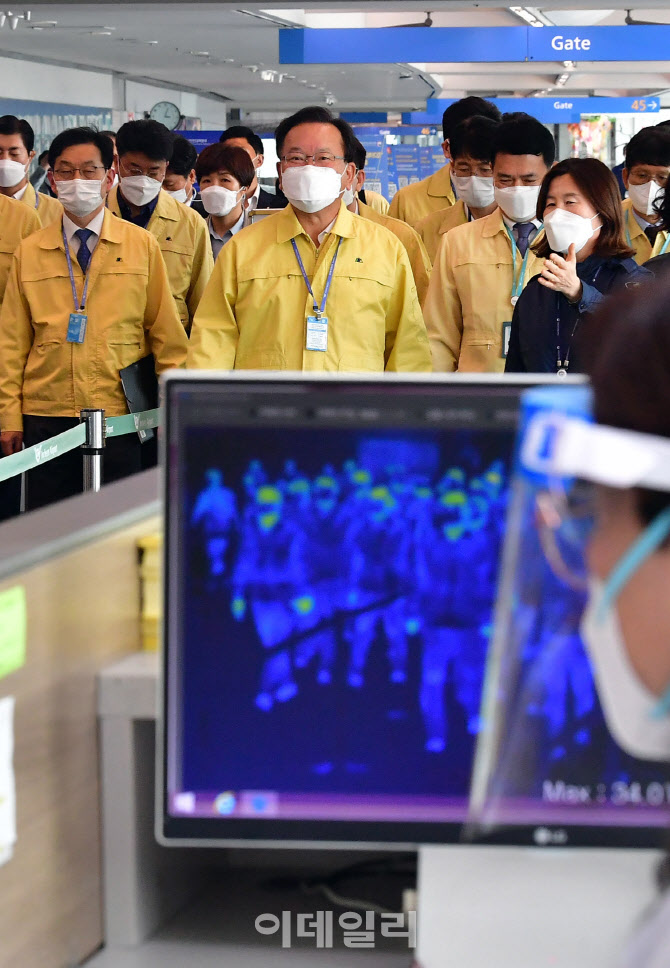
[415,843,662,968]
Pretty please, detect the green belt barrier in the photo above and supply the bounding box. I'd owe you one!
[0,423,86,483]
[105,408,161,438]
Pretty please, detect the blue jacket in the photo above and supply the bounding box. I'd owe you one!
[505,253,649,374]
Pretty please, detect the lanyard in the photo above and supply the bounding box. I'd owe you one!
[33,188,39,210]
[555,265,601,375]
[625,210,670,255]
[291,236,342,318]
[505,224,538,305]
[62,225,92,312]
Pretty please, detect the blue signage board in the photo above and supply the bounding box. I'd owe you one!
[527,25,670,62]
[390,144,421,189]
[355,136,391,199]
[281,23,670,65]
[179,130,222,151]
[404,96,660,126]
[280,26,528,65]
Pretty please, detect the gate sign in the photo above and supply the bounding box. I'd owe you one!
[527,25,670,62]
[403,96,660,125]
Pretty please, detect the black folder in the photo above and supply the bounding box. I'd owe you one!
[119,353,158,443]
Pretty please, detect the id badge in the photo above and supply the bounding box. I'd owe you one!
[66,312,88,344]
[306,315,328,352]
[501,321,511,360]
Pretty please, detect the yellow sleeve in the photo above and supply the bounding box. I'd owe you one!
[400,227,432,310]
[388,191,403,221]
[184,214,214,328]
[383,244,432,373]
[187,241,239,370]
[143,235,189,373]
[423,233,462,372]
[0,251,33,432]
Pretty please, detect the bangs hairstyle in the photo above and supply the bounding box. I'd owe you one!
[625,126,670,170]
[441,96,501,142]
[580,275,670,525]
[449,115,500,164]
[493,114,556,167]
[275,106,357,163]
[533,158,634,260]
[195,143,255,188]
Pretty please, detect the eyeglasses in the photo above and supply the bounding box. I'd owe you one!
[53,165,108,181]
[121,164,165,179]
[281,152,345,167]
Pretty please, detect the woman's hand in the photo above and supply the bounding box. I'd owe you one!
[537,243,583,303]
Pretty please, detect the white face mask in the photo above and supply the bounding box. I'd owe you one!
[581,577,670,761]
[452,175,495,210]
[0,158,28,188]
[55,177,105,218]
[494,184,541,223]
[167,187,189,204]
[119,174,162,208]
[281,165,344,214]
[544,208,600,255]
[200,185,241,217]
[627,180,665,218]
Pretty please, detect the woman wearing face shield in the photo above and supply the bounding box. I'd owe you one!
[505,158,649,374]
[472,276,670,968]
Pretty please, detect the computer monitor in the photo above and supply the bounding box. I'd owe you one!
[159,373,670,850]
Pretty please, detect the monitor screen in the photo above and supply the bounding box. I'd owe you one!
[160,375,670,848]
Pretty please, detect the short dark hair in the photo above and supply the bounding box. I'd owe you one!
[352,138,367,172]
[0,115,34,153]
[219,125,264,157]
[168,135,197,177]
[37,150,49,165]
[625,126,670,171]
[581,276,670,525]
[195,143,255,188]
[442,97,501,142]
[48,126,114,171]
[492,113,556,167]
[100,129,117,141]
[449,115,500,164]
[116,119,174,163]
[275,106,357,163]
[533,157,633,260]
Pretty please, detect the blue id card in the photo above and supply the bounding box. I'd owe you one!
[66,312,88,344]
[306,315,328,352]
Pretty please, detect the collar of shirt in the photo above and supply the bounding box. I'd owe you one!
[352,198,360,216]
[62,209,106,255]
[13,184,28,201]
[631,206,661,232]
[247,183,261,213]
[117,189,160,229]
[501,212,542,236]
[208,210,246,260]
[317,216,338,247]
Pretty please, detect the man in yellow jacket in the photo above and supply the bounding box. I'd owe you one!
[0,126,188,510]
[424,114,555,372]
[188,107,431,374]
[620,125,670,264]
[417,116,500,263]
[0,115,62,227]
[347,139,431,308]
[108,120,213,333]
[388,97,501,229]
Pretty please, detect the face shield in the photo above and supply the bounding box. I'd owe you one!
[467,385,670,839]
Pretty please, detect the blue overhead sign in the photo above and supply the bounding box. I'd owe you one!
[280,24,670,65]
[280,26,528,64]
[403,96,660,125]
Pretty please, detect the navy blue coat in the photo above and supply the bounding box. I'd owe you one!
[505,253,649,374]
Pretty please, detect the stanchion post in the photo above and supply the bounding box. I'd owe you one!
[80,408,106,493]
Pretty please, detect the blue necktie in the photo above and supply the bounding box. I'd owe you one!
[75,228,94,273]
[514,221,535,257]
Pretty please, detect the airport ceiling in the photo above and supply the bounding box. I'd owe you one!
[4,2,670,111]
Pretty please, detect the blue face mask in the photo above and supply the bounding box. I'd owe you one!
[580,505,670,761]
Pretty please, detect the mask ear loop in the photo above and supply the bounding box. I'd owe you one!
[598,504,670,622]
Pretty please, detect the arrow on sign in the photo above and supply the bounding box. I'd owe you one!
[649,100,659,109]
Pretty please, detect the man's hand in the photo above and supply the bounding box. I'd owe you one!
[0,431,23,456]
[538,243,583,303]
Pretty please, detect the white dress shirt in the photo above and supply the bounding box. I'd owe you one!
[63,209,105,261]
[208,210,246,261]
[502,212,542,247]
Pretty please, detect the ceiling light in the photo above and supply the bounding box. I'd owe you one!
[555,72,570,86]
[9,15,19,29]
[90,30,112,35]
[563,60,576,70]
[188,50,210,56]
[509,6,553,27]
[23,8,29,20]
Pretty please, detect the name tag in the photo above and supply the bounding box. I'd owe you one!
[501,321,511,359]
[306,315,328,352]
[66,312,88,344]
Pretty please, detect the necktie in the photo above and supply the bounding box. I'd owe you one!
[645,225,660,246]
[514,221,535,257]
[74,228,94,273]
